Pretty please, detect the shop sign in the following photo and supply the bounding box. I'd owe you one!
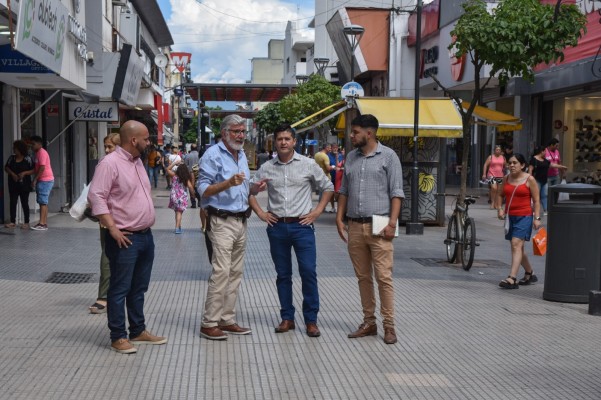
[15,0,70,74]
[68,101,119,121]
[112,44,145,107]
[449,37,465,82]
[171,52,191,73]
[47,104,59,116]
[0,44,53,73]
[420,46,439,79]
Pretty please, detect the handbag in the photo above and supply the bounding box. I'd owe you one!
[533,227,547,256]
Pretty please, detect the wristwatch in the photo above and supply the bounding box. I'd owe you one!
[535,216,541,221]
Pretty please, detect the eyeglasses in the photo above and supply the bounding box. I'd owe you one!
[227,129,246,136]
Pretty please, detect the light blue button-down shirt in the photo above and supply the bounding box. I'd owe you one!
[197,142,250,212]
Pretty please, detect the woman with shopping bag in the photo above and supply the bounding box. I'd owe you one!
[496,153,543,289]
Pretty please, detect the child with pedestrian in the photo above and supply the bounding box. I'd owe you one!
[167,161,195,234]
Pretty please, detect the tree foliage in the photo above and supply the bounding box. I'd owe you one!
[255,74,341,133]
[183,105,223,144]
[429,0,587,202]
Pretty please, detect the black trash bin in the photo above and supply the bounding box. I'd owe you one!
[543,183,601,303]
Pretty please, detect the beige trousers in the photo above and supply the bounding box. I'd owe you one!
[347,221,395,328]
[202,215,247,328]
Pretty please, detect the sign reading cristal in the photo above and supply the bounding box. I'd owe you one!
[68,102,119,121]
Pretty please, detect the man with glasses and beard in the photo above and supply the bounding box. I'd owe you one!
[197,114,268,340]
[88,120,167,354]
[335,114,404,345]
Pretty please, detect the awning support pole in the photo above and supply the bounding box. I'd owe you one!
[48,104,92,146]
[20,90,60,127]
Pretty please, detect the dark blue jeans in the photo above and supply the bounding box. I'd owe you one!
[105,229,155,341]
[266,222,319,323]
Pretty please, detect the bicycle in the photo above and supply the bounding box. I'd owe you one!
[439,193,480,270]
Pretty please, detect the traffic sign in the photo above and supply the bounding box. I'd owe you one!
[341,82,364,99]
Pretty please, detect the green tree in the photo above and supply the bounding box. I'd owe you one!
[429,0,586,201]
[255,74,341,152]
[182,105,223,144]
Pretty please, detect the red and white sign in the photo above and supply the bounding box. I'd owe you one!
[47,104,59,117]
[171,52,191,73]
[449,36,466,81]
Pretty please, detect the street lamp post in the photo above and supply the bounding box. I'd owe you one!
[343,24,365,155]
[313,57,329,77]
[407,0,424,235]
[296,75,309,85]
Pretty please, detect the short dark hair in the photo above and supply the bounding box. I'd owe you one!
[351,114,379,131]
[273,123,295,140]
[533,146,545,157]
[547,138,559,146]
[190,143,197,151]
[13,140,28,155]
[30,135,43,144]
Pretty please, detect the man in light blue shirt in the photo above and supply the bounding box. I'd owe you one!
[197,114,266,340]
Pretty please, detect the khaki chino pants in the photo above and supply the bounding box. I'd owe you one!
[202,215,247,328]
[347,221,395,328]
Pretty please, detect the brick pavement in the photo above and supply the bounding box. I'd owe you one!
[0,185,600,400]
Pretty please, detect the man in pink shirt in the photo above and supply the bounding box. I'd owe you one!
[88,120,167,354]
[30,136,54,231]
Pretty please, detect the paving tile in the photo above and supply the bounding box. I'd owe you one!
[0,187,599,399]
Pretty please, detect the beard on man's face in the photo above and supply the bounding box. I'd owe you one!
[224,135,244,151]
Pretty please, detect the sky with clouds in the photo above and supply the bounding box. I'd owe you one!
[157,0,315,84]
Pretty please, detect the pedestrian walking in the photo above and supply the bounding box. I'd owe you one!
[89,133,120,315]
[545,138,563,187]
[88,120,167,354]
[185,144,200,208]
[482,145,506,210]
[4,140,34,229]
[167,161,195,234]
[497,153,542,289]
[30,135,54,231]
[147,145,162,188]
[528,146,567,215]
[196,114,266,340]
[249,123,333,337]
[335,114,404,345]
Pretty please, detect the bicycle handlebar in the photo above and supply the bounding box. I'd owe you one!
[435,193,480,199]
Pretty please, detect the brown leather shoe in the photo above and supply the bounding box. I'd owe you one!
[200,326,228,340]
[348,323,377,338]
[274,320,295,333]
[219,323,252,335]
[383,327,397,344]
[306,323,321,337]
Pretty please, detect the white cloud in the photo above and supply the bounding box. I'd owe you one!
[167,0,314,83]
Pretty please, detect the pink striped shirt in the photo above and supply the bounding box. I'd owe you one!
[88,146,155,230]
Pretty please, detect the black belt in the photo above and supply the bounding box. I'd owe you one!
[347,216,373,224]
[277,217,302,223]
[207,206,251,219]
[122,228,151,234]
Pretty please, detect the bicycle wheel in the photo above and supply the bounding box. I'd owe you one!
[445,215,459,263]
[462,217,476,270]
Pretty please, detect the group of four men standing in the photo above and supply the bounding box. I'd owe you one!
[88,112,404,354]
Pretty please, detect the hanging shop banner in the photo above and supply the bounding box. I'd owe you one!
[171,52,191,73]
[68,101,120,121]
[0,44,53,74]
[15,0,70,74]
[112,43,145,107]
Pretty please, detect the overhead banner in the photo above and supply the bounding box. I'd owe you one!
[15,0,70,74]
[0,44,53,74]
[171,52,191,73]
[68,101,119,121]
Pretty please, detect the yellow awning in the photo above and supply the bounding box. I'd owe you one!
[336,98,464,138]
[461,101,522,132]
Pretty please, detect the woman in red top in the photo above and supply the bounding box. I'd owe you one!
[496,153,542,289]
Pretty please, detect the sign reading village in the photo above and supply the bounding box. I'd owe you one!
[68,102,119,122]
[15,0,70,74]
